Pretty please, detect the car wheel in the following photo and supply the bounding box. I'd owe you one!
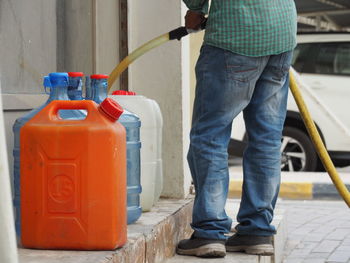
[281,126,318,172]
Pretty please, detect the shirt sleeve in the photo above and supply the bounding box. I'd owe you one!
[182,0,209,14]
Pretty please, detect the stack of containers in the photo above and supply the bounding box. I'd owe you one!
[109,91,163,211]
[20,97,127,249]
[12,73,86,237]
[90,75,142,224]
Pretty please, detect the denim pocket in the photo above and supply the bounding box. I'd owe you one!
[224,51,259,82]
[272,51,293,81]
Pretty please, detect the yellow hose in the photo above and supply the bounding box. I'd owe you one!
[108,33,170,93]
[289,71,350,207]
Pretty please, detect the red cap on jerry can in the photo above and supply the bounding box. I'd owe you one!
[100,98,124,121]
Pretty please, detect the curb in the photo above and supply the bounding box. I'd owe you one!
[229,179,350,200]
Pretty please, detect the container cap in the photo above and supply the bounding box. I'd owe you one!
[49,72,69,86]
[112,90,137,95]
[43,76,51,87]
[68,72,84,77]
[91,74,109,79]
[112,90,128,95]
[100,98,124,121]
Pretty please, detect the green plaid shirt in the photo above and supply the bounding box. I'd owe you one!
[183,0,297,57]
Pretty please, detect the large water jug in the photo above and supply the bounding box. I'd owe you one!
[92,76,142,224]
[67,72,84,100]
[13,72,85,237]
[85,76,92,100]
[110,91,163,211]
[20,99,126,249]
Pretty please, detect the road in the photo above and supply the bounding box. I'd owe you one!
[228,157,350,173]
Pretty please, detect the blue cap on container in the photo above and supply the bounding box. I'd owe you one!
[43,76,51,87]
[48,72,69,87]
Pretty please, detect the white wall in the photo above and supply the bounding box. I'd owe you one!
[0,0,57,94]
[189,31,205,119]
[57,0,94,75]
[128,1,192,198]
[93,0,120,91]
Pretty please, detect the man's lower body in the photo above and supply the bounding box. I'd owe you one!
[177,45,293,257]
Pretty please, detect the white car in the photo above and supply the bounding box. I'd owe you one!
[229,32,350,172]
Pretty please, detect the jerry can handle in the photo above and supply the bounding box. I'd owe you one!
[46,100,97,121]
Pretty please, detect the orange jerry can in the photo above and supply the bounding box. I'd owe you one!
[20,99,127,250]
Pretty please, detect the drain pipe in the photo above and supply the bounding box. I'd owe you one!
[0,84,18,263]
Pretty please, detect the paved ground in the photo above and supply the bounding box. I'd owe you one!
[281,200,350,263]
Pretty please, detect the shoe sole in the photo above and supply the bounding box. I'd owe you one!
[176,243,226,258]
[226,244,274,256]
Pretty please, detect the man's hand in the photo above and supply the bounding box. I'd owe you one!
[185,10,205,30]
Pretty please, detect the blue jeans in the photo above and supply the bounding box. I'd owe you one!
[188,45,293,240]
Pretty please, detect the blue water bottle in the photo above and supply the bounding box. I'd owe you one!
[85,76,92,100]
[50,73,86,120]
[121,112,142,224]
[12,72,85,237]
[91,74,142,224]
[67,72,84,100]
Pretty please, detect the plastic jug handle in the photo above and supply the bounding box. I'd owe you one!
[44,86,50,95]
[46,100,98,121]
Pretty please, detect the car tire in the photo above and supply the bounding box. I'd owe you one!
[281,126,318,172]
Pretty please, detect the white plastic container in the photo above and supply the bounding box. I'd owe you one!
[109,92,163,211]
[152,101,163,203]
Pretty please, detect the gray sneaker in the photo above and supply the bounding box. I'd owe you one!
[176,234,226,258]
[225,234,274,256]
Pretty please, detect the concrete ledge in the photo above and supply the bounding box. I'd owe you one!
[113,198,193,263]
[1,93,47,110]
[19,198,194,263]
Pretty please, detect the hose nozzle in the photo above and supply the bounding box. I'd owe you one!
[169,19,207,41]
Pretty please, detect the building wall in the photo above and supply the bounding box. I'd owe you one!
[56,0,94,75]
[0,0,57,94]
[128,1,192,198]
[189,31,204,121]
